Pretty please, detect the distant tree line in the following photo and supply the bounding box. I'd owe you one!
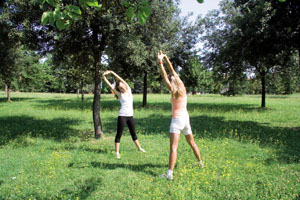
[1,52,298,96]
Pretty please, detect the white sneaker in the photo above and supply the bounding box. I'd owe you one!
[116,152,120,159]
[159,173,173,180]
[139,147,146,153]
[198,160,205,168]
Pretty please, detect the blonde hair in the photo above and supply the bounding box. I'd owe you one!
[113,81,121,99]
[169,74,185,99]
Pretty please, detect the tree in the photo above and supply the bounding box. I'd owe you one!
[2,0,151,138]
[52,32,94,101]
[200,5,248,96]
[170,15,201,71]
[14,49,41,92]
[40,0,203,136]
[106,0,181,107]
[40,0,152,30]
[266,51,299,94]
[38,0,153,138]
[201,0,297,106]
[233,0,293,107]
[38,0,156,137]
[1,0,57,100]
[41,0,204,107]
[0,46,20,101]
[180,54,214,94]
[4,0,204,137]
[266,0,300,71]
[0,2,20,101]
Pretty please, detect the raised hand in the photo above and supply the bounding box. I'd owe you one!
[103,70,111,76]
[157,50,165,62]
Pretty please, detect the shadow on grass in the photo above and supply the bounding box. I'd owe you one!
[136,101,265,113]
[4,97,299,164]
[26,176,102,200]
[50,146,109,154]
[33,97,274,139]
[0,97,34,103]
[267,95,293,99]
[34,98,94,111]
[34,97,123,112]
[68,161,166,177]
[0,116,80,145]
[72,147,109,154]
[189,115,300,164]
[116,113,299,164]
[34,95,264,113]
[59,177,102,200]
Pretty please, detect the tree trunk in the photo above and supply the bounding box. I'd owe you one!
[261,69,266,108]
[192,87,196,95]
[7,83,11,102]
[160,81,163,94]
[92,27,107,139]
[93,72,103,139]
[142,70,147,107]
[81,80,84,102]
[298,48,300,73]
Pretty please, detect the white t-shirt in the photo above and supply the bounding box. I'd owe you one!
[118,88,133,117]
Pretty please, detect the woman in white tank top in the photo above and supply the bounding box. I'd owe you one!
[102,70,146,159]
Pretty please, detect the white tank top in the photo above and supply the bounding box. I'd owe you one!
[118,88,133,116]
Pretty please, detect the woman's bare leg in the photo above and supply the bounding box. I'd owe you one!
[169,133,180,170]
[185,134,202,161]
[133,139,141,149]
[115,142,120,153]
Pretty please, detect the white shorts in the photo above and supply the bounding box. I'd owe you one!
[169,112,192,135]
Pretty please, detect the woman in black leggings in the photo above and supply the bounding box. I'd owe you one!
[102,70,146,159]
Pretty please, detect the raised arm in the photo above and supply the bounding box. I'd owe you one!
[157,51,172,91]
[102,70,120,98]
[109,71,130,91]
[163,55,177,76]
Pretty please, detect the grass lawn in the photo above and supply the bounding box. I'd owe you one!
[0,91,299,199]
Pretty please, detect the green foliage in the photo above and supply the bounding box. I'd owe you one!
[265,54,299,94]
[79,0,100,7]
[106,0,181,100]
[0,12,19,89]
[0,93,299,199]
[40,0,152,30]
[245,77,261,95]
[18,59,62,93]
[0,46,23,91]
[201,0,300,103]
[137,1,151,25]
[181,55,214,94]
[41,1,82,30]
[40,0,206,29]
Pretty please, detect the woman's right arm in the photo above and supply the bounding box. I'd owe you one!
[109,71,130,91]
[102,71,120,98]
[158,52,172,91]
[164,55,177,76]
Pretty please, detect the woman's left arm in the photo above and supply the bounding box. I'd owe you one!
[110,71,130,91]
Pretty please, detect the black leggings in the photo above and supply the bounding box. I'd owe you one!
[115,116,138,143]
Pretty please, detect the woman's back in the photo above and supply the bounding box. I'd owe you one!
[170,94,187,118]
[118,88,133,116]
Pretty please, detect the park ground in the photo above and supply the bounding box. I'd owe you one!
[0,92,299,199]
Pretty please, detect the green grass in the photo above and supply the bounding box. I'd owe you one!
[0,91,299,199]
